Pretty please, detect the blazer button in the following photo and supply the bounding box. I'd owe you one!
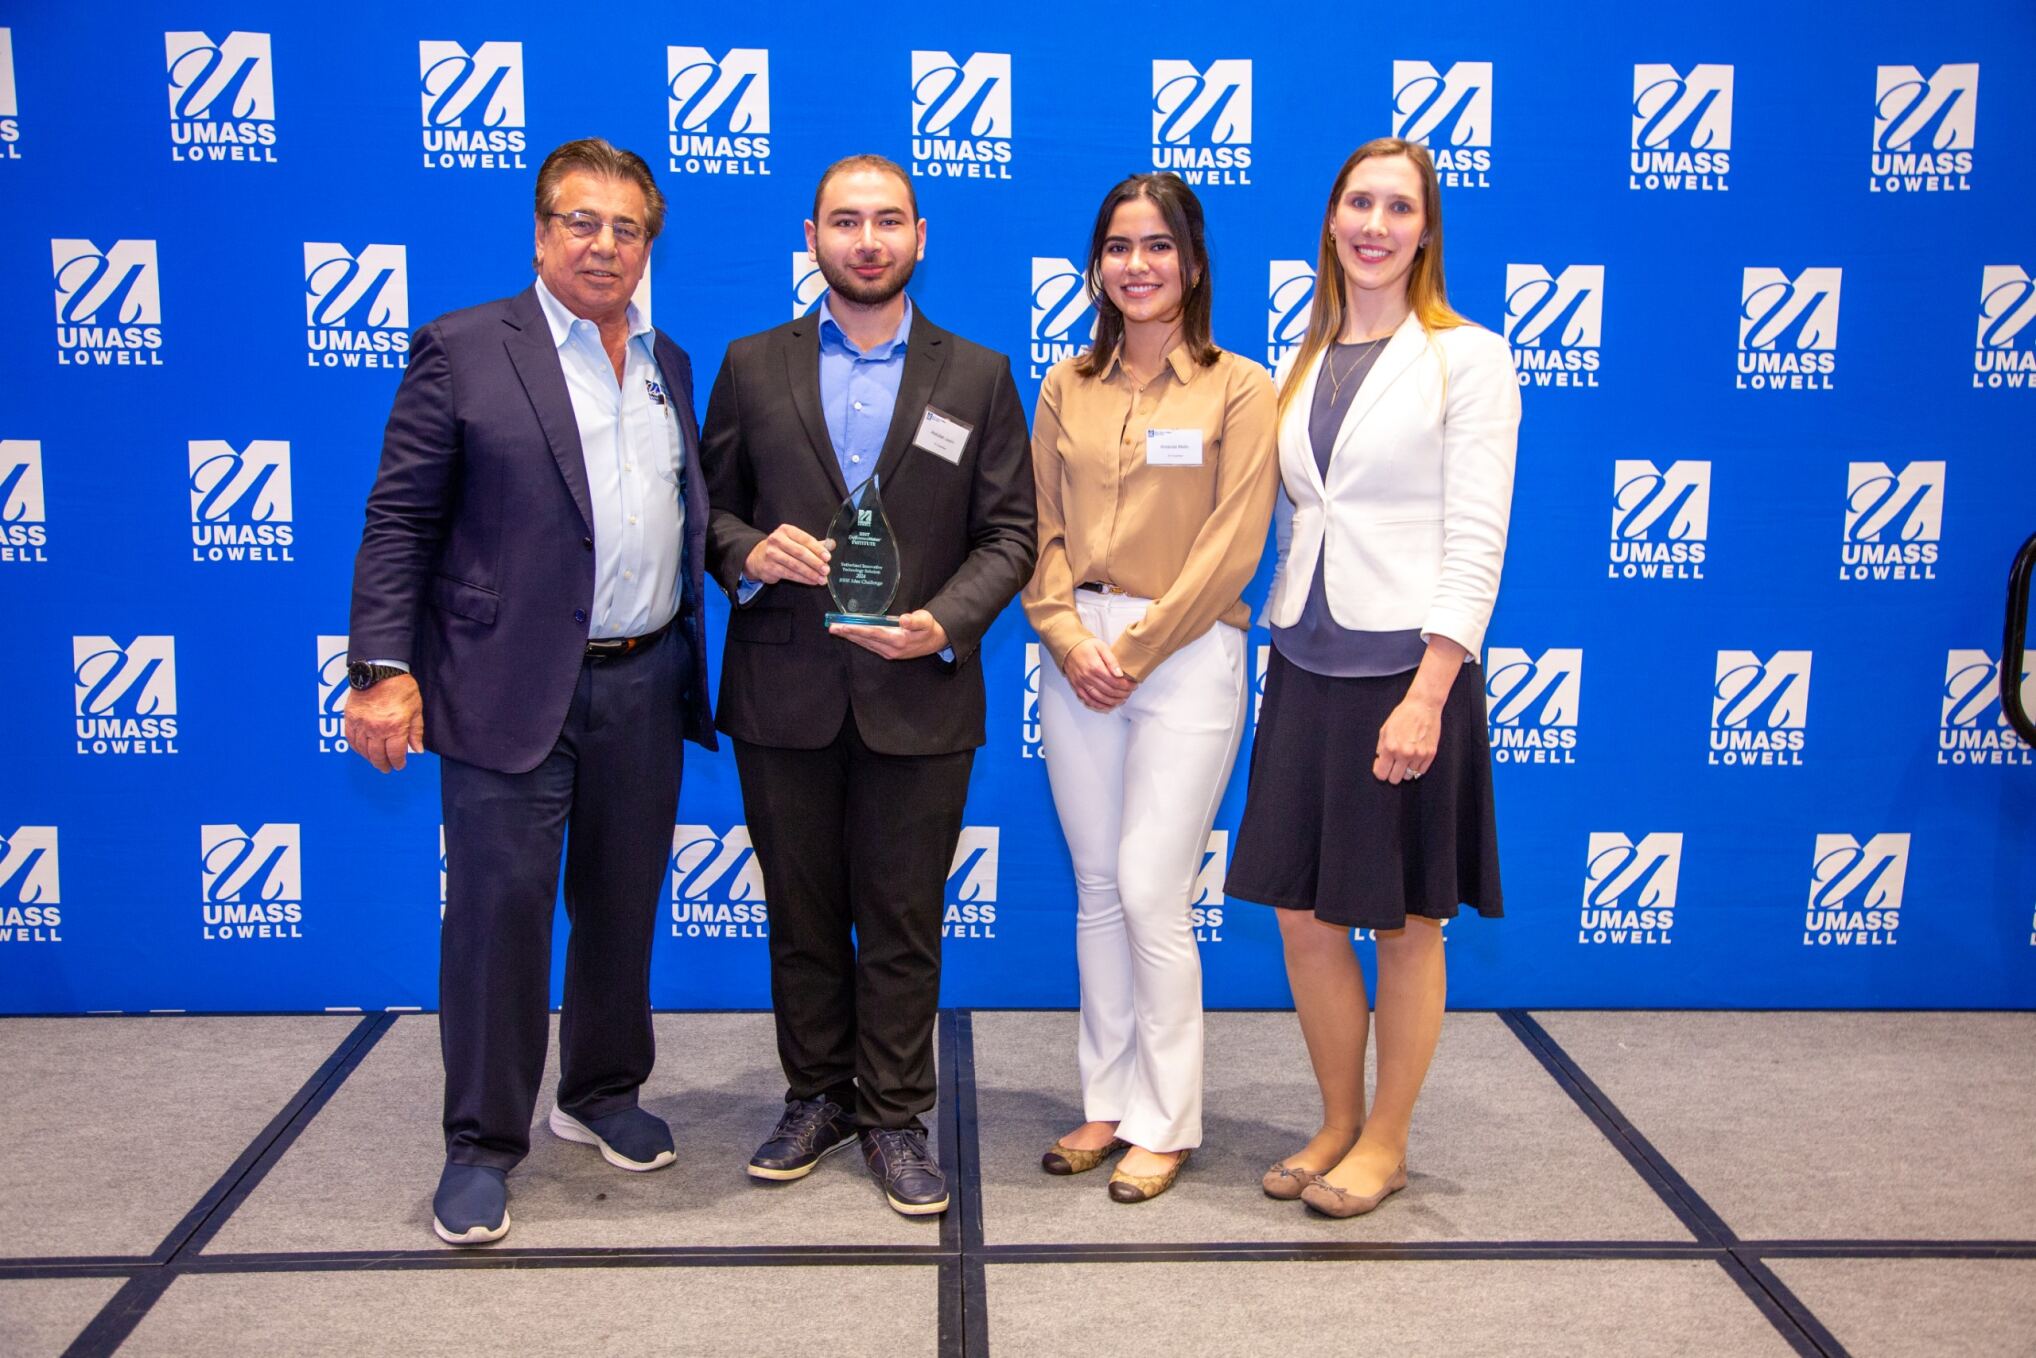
[573,609,587,623]
[582,536,593,551]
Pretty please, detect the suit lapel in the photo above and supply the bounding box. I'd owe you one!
[782,318,849,501]
[1330,311,1427,467]
[871,311,949,490]
[502,287,594,533]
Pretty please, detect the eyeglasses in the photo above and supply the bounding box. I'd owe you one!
[549,211,647,247]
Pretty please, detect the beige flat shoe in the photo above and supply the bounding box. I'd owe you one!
[1108,1149,1189,1203]
[1300,1162,1407,1218]
[1041,1136,1128,1176]
[1261,1160,1323,1200]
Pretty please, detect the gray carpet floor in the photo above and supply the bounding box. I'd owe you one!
[3,1009,2031,1357]
[985,1260,1803,1357]
[1536,1012,2036,1240]
[204,1013,942,1254]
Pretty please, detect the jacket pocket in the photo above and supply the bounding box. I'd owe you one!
[728,606,792,644]
[432,574,499,626]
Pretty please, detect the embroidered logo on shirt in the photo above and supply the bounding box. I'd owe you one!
[645,379,668,406]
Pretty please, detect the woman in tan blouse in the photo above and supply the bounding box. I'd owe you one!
[1021,172,1279,1203]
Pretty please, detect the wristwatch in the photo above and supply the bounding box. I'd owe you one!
[346,661,408,691]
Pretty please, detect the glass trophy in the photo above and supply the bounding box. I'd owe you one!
[823,474,901,628]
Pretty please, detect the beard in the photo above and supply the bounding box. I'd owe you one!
[817,250,917,307]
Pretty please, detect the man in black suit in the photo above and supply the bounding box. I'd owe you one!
[346,139,715,1245]
[700,154,1035,1215]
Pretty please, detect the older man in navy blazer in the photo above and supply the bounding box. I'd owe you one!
[345,138,714,1246]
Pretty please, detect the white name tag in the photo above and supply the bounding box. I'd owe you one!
[1145,428,1204,467]
[913,405,972,464]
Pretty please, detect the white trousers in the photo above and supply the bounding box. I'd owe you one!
[1037,593,1250,1151]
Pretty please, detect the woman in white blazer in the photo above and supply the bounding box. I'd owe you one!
[1226,137,1521,1219]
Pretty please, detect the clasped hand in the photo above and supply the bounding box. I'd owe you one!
[1064,637,1137,712]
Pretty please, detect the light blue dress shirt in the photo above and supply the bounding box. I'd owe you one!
[533,277,686,640]
[818,292,913,492]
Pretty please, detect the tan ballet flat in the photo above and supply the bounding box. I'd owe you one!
[1261,1160,1324,1200]
[1107,1149,1189,1203]
[1300,1162,1407,1218]
[1041,1136,1128,1176]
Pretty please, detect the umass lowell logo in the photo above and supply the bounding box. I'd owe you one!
[1872,64,1975,193]
[0,827,61,944]
[1392,61,1491,187]
[1579,832,1679,946]
[1738,268,1840,391]
[52,239,162,366]
[1975,266,2036,390]
[1710,650,1810,766]
[73,635,178,755]
[1630,64,1731,191]
[304,243,409,370]
[189,440,293,563]
[1609,459,1708,581]
[316,635,350,754]
[911,52,1011,179]
[2,28,21,158]
[791,253,825,319]
[1485,647,1580,765]
[1504,265,1601,389]
[1,440,47,564]
[1029,257,1094,380]
[200,823,304,942]
[1151,59,1251,185]
[667,47,770,176]
[165,31,276,164]
[419,41,526,170]
[1268,261,1314,371]
[1192,831,1228,943]
[1939,650,2033,767]
[1841,461,1941,583]
[1021,643,1043,758]
[1804,833,1907,947]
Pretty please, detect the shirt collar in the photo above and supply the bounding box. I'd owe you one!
[1102,340,1200,386]
[818,292,914,360]
[533,276,651,351]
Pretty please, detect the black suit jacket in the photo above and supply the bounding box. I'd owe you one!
[349,286,716,773]
[700,306,1035,756]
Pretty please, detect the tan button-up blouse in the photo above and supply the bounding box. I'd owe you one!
[1021,344,1279,681]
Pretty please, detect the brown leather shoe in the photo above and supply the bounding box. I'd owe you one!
[1107,1149,1189,1203]
[1041,1137,1128,1176]
[1261,1160,1323,1200]
[1300,1162,1407,1218]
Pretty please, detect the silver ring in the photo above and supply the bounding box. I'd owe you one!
[1408,770,1422,780]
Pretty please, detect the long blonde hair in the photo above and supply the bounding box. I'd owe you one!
[1275,138,1465,428]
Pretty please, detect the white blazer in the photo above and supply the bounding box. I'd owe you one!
[1266,312,1520,658]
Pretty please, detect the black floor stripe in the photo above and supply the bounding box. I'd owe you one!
[1499,1009,1732,1244]
[1723,1254,1854,1358]
[953,1011,989,1357]
[935,1010,964,1358]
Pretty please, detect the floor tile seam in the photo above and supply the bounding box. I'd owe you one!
[56,1270,175,1358]
[970,1242,1731,1262]
[175,1244,959,1271]
[1501,1010,1736,1244]
[167,1013,396,1264]
[1722,1250,1853,1358]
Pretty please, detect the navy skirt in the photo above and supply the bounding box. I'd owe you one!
[1227,647,1503,931]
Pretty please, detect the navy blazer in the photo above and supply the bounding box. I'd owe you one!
[349,285,716,774]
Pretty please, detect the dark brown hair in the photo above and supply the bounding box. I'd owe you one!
[811,153,919,222]
[533,137,666,239]
[1072,173,1219,379]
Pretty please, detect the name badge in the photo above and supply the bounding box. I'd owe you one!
[1146,428,1204,467]
[913,405,972,465]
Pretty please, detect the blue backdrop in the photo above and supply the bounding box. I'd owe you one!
[3,2,2032,1014]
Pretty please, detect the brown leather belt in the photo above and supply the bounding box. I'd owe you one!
[585,614,675,660]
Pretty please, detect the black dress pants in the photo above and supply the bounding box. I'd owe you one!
[437,625,687,1170]
[733,715,973,1130]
